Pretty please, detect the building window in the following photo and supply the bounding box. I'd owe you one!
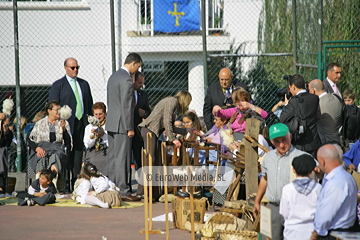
[140,0,151,25]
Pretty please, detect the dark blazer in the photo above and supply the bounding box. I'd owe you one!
[134,89,151,129]
[280,91,321,152]
[49,76,93,134]
[203,81,248,130]
[132,89,151,172]
[323,78,342,96]
[31,178,57,194]
[323,78,333,94]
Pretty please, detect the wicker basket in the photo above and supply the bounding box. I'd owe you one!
[217,230,258,240]
[201,212,246,238]
[223,200,247,209]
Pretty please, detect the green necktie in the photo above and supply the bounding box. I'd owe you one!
[72,79,83,120]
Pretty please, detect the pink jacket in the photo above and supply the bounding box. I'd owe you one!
[217,107,268,133]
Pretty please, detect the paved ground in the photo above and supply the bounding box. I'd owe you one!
[0,199,191,240]
[1,172,192,240]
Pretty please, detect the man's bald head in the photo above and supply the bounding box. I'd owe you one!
[308,79,325,96]
[309,79,324,91]
[317,144,342,174]
[218,68,233,89]
[318,144,341,162]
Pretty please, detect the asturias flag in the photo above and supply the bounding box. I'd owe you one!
[154,0,201,33]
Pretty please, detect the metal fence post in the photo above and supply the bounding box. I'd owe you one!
[317,0,323,80]
[201,0,208,95]
[292,0,297,75]
[13,0,22,172]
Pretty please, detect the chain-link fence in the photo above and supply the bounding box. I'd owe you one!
[1,0,360,172]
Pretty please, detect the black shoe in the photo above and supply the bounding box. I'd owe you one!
[177,191,189,198]
[121,195,141,202]
[193,192,202,199]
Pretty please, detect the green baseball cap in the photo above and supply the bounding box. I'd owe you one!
[269,123,289,140]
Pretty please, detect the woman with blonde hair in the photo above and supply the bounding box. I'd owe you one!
[32,111,46,124]
[138,90,192,149]
[138,90,194,200]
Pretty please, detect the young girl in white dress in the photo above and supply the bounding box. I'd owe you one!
[72,163,118,208]
[87,163,122,207]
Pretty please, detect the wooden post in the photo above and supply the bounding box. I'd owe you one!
[244,118,261,200]
[172,146,178,195]
[142,149,149,240]
[189,185,195,240]
[243,118,260,229]
[181,144,188,193]
[147,133,153,230]
[161,142,170,240]
[141,133,163,238]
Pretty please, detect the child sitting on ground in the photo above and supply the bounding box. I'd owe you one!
[279,154,321,240]
[72,163,120,208]
[17,169,57,206]
[86,163,122,207]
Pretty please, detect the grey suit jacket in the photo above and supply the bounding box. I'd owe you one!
[106,68,134,134]
[138,96,185,142]
[317,93,343,144]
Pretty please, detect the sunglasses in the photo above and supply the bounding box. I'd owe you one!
[68,66,80,70]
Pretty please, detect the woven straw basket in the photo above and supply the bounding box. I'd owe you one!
[217,230,258,240]
[223,200,249,210]
[201,212,246,238]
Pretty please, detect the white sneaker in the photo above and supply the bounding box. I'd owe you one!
[103,202,111,209]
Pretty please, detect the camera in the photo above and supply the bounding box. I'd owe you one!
[283,75,293,81]
[276,75,293,99]
[276,88,289,98]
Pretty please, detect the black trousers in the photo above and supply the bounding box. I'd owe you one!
[319,235,336,240]
[69,118,85,189]
[17,191,56,206]
[132,130,144,195]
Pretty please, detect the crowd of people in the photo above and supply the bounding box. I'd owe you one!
[0,53,359,239]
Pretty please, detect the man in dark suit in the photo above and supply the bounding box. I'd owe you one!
[106,52,142,202]
[280,74,321,156]
[323,62,342,98]
[203,68,249,131]
[49,57,93,191]
[132,71,151,198]
[308,79,343,145]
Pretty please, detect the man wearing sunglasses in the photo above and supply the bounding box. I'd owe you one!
[49,57,94,192]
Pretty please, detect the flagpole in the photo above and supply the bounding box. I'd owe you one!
[201,0,208,95]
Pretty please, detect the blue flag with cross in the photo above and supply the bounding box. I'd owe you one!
[153,0,201,33]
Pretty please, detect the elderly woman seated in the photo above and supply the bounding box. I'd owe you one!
[83,102,108,175]
[28,100,72,188]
